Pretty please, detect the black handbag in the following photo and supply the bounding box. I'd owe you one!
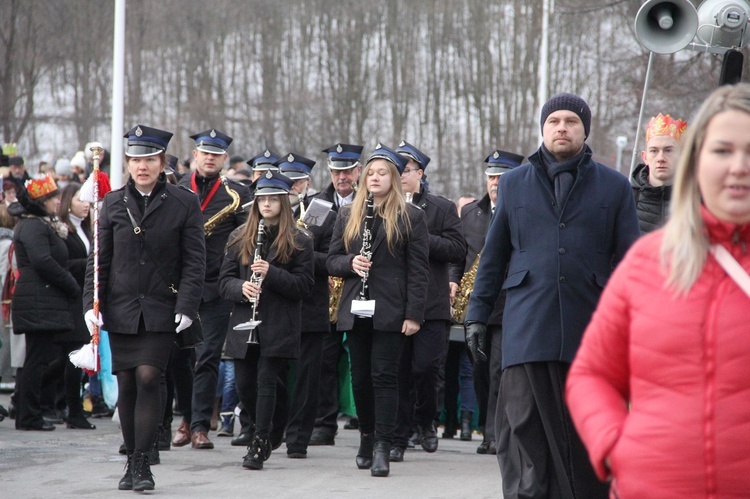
[126,207,203,349]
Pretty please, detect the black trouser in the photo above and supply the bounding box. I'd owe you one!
[42,340,87,418]
[165,344,194,426]
[472,324,502,443]
[16,331,58,428]
[313,327,343,435]
[348,318,405,445]
[496,362,608,499]
[393,319,448,448]
[190,298,232,433]
[286,331,325,453]
[234,347,288,442]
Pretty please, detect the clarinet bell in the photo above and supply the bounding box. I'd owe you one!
[234,320,262,344]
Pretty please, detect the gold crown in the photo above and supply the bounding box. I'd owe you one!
[24,174,58,200]
[646,113,688,143]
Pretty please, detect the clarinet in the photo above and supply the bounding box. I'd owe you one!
[244,219,266,343]
[354,193,375,317]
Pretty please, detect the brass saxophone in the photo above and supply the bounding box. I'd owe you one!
[204,176,240,237]
[451,252,481,324]
[296,193,307,228]
[329,276,344,323]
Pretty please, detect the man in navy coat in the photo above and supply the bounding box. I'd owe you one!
[465,93,640,499]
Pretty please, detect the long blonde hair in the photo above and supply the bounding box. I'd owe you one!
[343,160,411,254]
[228,195,300,265]
[662,83,750,293]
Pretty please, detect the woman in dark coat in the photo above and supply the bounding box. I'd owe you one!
[83,125,206,492]
[50,182,95,429]
[219,170,314,471]
[11,174,80,431]
[327,144,430,477]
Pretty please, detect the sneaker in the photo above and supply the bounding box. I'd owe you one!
[217,412,235,437]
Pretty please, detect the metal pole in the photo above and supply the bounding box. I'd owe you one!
[538,0,551,143]
[630,51,654,178]
[110,0,126,189]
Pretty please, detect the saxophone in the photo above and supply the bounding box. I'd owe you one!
[329,277,344,324]
[204,176,240,237]
[296,193,307,228]
[451,252,481,324]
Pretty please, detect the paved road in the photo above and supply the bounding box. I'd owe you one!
[0,392,501,498]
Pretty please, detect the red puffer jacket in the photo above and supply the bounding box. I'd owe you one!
[567,207,750,498]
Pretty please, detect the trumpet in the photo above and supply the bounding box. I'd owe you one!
[233,219,265,343]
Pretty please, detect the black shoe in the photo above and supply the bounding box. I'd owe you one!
[242,435,270,470]
[287,449,307,459]
[343,416,359,430]
[158,425,171,450]
[308,429,335,446]
[389,446,405,462]
[488,441,497,455]
[131,451,155,491]
[17,421,55,431]
[371,441,390,477]
[42,413,64,425]
[407,431,419,449]
[356,433,374,469]
[476,441,490,454]
[0,404,8,419]
[460,410,473,441]
[65,413,96,430]
[418,423,438,453]
[232,431,253,447]
[118,442,127,455]
[8,403,16,420]
[90,396,114,419]
[118,454,133,491]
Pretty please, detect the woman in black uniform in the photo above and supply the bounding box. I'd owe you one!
[83,125,205,491]
[220,170,314,471]
[327,144,429,477]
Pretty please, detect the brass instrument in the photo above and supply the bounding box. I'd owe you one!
[451,252,481,324]
[233,219,265,343]
[204,176,240,237]
[329,276,344,323]
[296,193,307,228]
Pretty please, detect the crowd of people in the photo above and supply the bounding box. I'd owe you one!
[1,84,749,497]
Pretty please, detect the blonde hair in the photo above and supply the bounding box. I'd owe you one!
[343,160,411,254]
[661,83,750,293]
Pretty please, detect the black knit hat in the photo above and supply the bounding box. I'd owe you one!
[540,92,591,138]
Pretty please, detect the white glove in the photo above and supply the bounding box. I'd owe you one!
[175,313,193,334]
[84,309,103,336]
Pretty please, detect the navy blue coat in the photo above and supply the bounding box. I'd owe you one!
[465,146,640,369]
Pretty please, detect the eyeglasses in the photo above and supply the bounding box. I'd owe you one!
[401,168,419,176]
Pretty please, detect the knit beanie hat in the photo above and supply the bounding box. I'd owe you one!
[540,92,591,138]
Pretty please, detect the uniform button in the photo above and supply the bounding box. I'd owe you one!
[559,276,566,283]
[558,248,566,255]
[140,260,146,265]
[559,223,566,229]
[138,293,145,299]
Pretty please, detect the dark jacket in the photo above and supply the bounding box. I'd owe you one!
[178,173,252,301]
[327,204,430,333]
[631,163,672,234]
[295,195,335,333]
[465,145,640,369]
[12,207,80,335]
[449,194,505,326]
[411,189,466,321]
[220,227,315,359]
[83,179,206,334]
[58,228,91,343]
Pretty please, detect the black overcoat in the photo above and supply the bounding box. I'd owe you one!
[411,189,466,321]
[326,204,430,333]
[83,180,206,334]
[220,227,314,359]
[57,229,91,343]
[12,216,80,334]
[178,173,252,301]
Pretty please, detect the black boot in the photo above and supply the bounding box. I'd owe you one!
[242,434,270,470]
[65,413,96,430]
[158,423,172,450]
[117,453,133,490]
[355,432,374,469]
[132,451,155,491]
[148,426,162,465]
[460,410,473,441]
[418,422,439,453]
[371,441,390,477]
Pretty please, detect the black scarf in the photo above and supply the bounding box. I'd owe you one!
[540,144,585,210]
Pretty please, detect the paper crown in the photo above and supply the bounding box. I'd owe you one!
[645,113,688,143]
[24,174,58,200]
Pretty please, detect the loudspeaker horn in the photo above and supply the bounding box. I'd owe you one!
[635,0,699,54]
[696,0,750,49]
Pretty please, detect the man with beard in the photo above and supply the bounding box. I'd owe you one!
[308,143,363,446]
[465,93,640,498]
[176,129,252,450]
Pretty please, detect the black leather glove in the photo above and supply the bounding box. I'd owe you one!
[464,321,487,363]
